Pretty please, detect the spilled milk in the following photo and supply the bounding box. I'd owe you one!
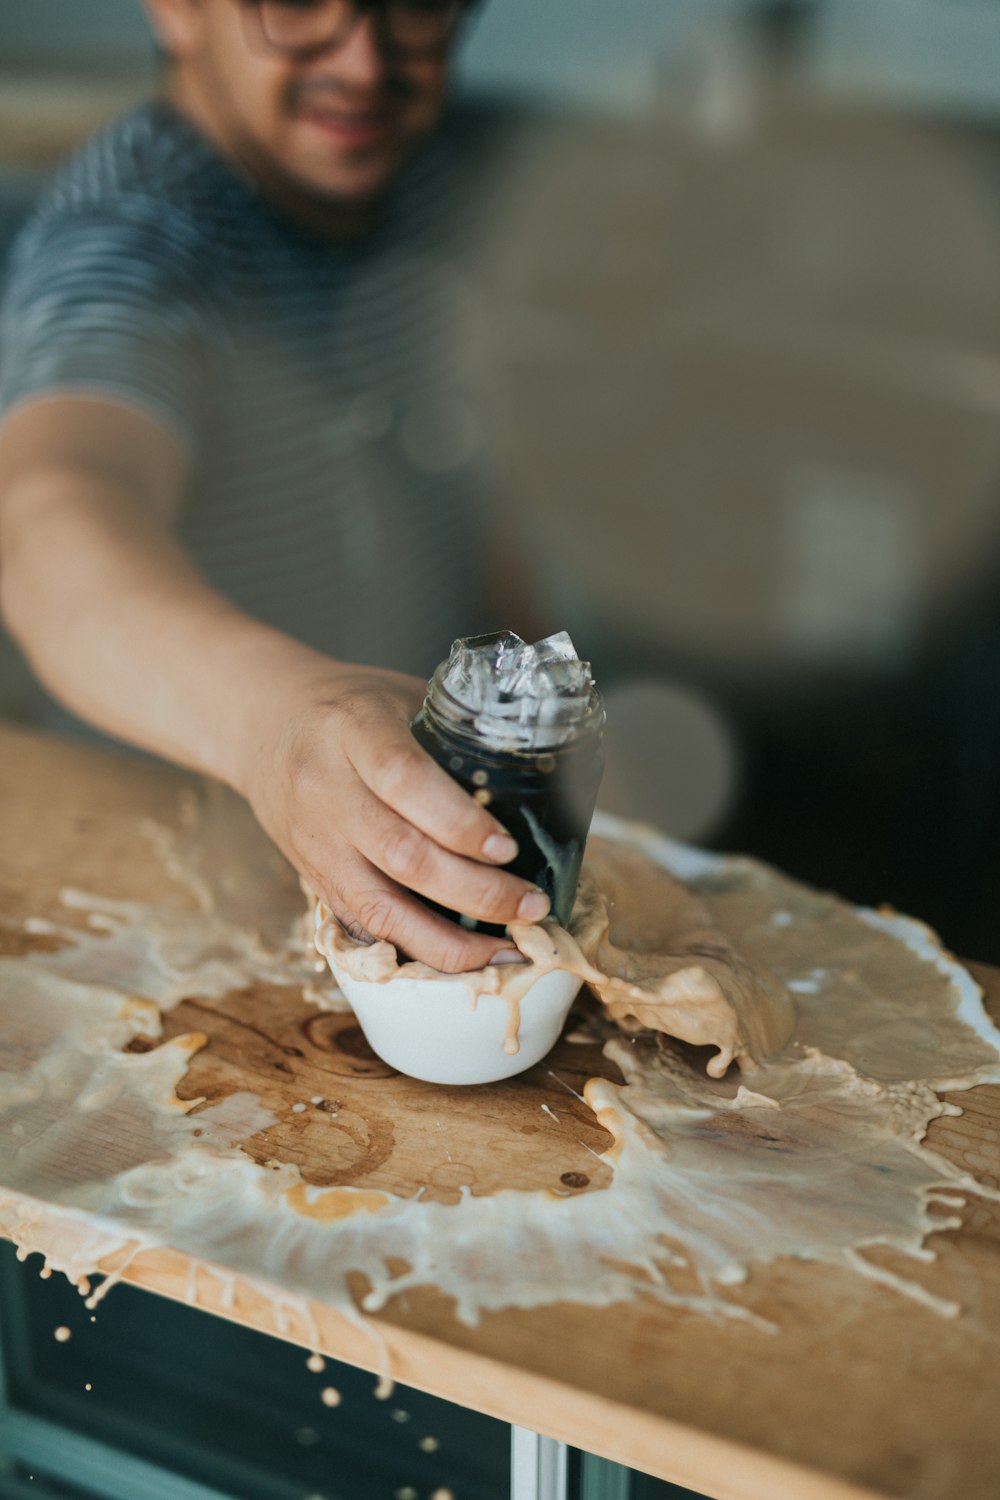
[1,785,999,1352]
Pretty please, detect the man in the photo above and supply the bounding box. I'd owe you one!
[0,0,550,971]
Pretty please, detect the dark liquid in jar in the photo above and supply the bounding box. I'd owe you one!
[412,709,604,935]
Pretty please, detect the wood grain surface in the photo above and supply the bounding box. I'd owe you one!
[1,722,998,1500]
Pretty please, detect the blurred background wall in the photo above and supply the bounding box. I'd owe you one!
[2,0,999,958]
[6,0,1000,113]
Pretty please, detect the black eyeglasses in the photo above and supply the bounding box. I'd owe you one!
[244,0,469,58]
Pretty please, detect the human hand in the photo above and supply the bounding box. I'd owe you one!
[238,660,549,972]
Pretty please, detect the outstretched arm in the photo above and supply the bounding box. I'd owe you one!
[0,395,548,971]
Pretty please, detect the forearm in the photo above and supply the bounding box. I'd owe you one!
[0,401,545,972]
[0,463,330,789]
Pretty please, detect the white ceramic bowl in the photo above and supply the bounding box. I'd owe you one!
[328,960,584,1085]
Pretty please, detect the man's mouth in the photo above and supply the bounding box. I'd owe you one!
[297,103,396,150]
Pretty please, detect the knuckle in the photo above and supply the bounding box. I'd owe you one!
[432,933,481,974]
[352,890,397,939]
[469,871,523,922]
[342,917,376,945]
[371,744,420,804]
[380,822,429,883]
[331,689,375,733]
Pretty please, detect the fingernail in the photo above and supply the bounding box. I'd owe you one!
[483,833,518,863]
[517,889,550,922]
[491,948,529,967]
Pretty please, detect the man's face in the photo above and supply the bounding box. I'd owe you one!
[154,0,457,218]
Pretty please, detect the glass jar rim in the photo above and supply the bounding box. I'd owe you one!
[422,665,605,753]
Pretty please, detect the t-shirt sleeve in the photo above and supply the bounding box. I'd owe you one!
[0,205,223,452]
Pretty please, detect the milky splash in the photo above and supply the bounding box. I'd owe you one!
[1,786,999,1336]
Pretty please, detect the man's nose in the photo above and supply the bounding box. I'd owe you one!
[321,11,388,85]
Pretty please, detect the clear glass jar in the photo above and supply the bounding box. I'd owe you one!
[412,664,605,934]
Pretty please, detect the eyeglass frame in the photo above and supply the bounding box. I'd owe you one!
[240,0,475,61]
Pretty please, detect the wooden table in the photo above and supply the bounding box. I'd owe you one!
[1,722,998,1500]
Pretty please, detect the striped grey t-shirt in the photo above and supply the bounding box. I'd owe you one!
[0,99,491,686]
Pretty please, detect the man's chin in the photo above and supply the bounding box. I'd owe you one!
[312,162,398,200]
[260,157,396,234]
[296,140,409,201]
[298,167,394,213]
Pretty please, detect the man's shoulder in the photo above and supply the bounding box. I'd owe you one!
[27,101,243,251]
[0,101,262,321]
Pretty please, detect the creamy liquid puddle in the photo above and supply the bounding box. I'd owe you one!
[1,789,999,1344]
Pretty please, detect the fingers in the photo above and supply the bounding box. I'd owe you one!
[314,852,526,973]
[347,789,549,928]
[347,723,519,866]
[256,672,556,974]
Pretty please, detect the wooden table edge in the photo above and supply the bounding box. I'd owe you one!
[0,1188,887,1500]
